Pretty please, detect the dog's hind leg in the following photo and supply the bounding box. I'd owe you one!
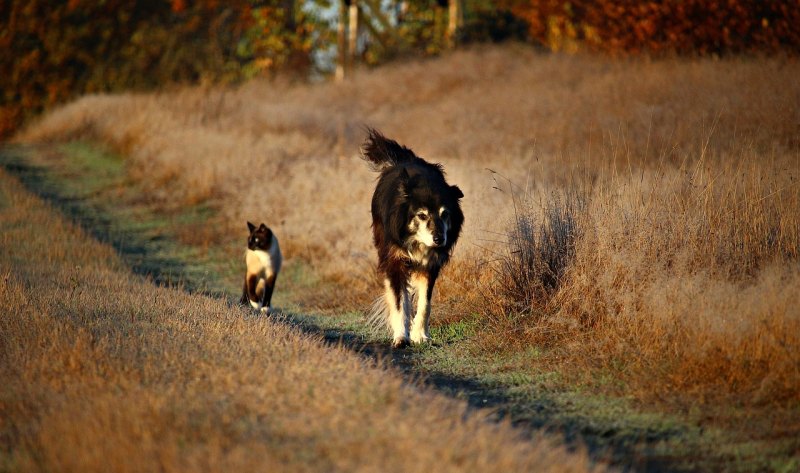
[410,272,433,344]
[384,277,410,348]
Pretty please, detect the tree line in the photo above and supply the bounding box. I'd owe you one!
[2,0,798,138]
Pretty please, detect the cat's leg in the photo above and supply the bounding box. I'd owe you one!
[254,279,266,312]
[240,277,249,306]
[261,274,277,314]
[246,274,262,310]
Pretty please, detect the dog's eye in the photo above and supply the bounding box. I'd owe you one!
[417,212,428,221]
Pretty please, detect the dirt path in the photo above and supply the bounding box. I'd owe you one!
[288,318,690,473]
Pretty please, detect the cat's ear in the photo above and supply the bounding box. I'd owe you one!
[258,223,268,231]
[247,221,256,233]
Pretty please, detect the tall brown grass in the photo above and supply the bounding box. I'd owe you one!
[0,167,598,472]
[14,44,800,408]
[483,155,799,405]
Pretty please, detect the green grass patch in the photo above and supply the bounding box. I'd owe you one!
[0,142,240,297]
[431,316,478,343]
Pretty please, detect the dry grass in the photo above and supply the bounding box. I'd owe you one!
[14,44,800,408]
[482,156,800,405]
[0,168,599,471]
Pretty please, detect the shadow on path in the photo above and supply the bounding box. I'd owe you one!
[279,313,690,473]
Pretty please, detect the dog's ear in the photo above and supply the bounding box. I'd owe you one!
[386,202,409,244]
[450,185,464,199]
[398,168,411,196]
[247,221,256,233]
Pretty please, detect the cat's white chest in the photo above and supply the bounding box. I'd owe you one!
[245,238,281,277]
[247,249,271,271]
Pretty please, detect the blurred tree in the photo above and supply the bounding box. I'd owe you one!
[0,0,329,137]
[237,0,332,78]
[458,0,528,44]
[2,0,798,138]
[502,0,800,55]
[355,0,513,65]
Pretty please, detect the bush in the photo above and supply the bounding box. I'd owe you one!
[0,0,324,138]
[503,0,800,55]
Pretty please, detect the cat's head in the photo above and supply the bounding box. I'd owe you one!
[246,221,273,251]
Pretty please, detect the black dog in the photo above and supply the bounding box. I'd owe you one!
[362,129,464,348]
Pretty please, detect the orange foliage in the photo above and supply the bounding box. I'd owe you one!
[504,0,800,55]
[171,0,187,13]
[0,0,317,139]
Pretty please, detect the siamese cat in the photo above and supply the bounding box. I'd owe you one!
[240,221,282,313]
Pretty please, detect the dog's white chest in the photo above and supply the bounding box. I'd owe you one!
[407,245,434,267]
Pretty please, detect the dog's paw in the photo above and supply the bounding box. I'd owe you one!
[410,332,432,345]
[391,337,410,349]
[260,306,270,315]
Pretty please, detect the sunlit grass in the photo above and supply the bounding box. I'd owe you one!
[0,166,597,472]
[12,44,800,468]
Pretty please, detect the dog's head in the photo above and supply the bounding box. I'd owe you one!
[397,169,464,250]
[246,221,273,251]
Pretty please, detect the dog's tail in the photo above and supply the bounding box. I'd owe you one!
[361,128,418,172]
[364,295,391,336]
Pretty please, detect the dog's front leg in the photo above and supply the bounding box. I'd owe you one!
[410,272,433,344]
[384,277,410,348]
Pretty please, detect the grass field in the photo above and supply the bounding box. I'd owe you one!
[0,163,601,471]
[6,44,800,471]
